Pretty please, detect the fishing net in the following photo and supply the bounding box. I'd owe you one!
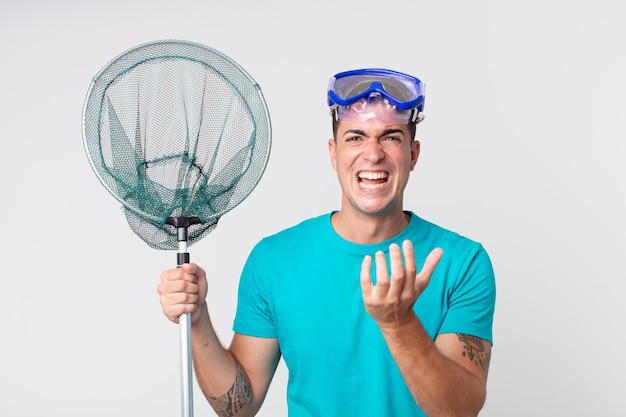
[81,39,272,417]
[82,39,271,250]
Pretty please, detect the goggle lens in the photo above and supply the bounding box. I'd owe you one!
[334,93,418,124]
[333,76,418,103]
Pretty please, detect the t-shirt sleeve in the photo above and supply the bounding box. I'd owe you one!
[438,243,496,345]
[232,240,277,338]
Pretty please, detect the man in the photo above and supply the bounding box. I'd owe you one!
[158,68,496,417]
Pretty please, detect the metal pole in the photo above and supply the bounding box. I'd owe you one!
[178,239,194,417]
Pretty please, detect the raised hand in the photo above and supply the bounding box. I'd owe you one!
[360,240,443,328]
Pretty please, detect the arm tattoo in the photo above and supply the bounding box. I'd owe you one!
[207,359,252,417]
[456,333,491,374]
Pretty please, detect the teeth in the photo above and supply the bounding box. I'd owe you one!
[358,172,387,189]
[361,182,386,189]
[359,172,387,180]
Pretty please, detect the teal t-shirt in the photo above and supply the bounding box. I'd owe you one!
[233,212,496,417]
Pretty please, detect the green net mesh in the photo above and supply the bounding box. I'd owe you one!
[82,40,271,250]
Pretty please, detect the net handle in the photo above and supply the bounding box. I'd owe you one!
[166,216,201,417]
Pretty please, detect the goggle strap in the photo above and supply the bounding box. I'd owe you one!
[411,109,422,123]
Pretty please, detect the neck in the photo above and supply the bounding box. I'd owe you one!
[331,209,410,244]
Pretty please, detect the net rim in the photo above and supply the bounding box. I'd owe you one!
[81,39,272,227]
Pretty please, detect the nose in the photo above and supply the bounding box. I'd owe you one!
[362,139,385,163]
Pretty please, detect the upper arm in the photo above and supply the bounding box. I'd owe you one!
[435,333,492,385]
[228,333,281,409]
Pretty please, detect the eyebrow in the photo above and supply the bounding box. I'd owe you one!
[343,128,405,137]
[381,128,405,136]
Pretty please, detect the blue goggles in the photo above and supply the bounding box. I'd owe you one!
[327,68,425,113]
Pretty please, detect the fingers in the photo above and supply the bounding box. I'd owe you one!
[157,263,206,323]
[402,240,417,278]
[360,254,373,297]
[361,243,413,298]
[387,243,407,298]
[361,242,443,326]
[161,262,201,283]
[363,241,442,296]
[375,250,390,290]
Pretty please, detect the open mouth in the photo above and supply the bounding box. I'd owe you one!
[358,171,388,189]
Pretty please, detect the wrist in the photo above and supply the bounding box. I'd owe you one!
[191,300,209,326]
[376,313,428,345]
[377,311,419,332]
[377,313,436,357]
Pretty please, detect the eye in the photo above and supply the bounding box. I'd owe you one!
[382,135,402,143]
[345,135,362,143]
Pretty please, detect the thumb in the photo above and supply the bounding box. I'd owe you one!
[414,248,443,293]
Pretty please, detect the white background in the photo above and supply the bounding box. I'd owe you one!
[1,1,625,416]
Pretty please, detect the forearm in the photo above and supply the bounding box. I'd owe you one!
[191,304,256,417]
[380,314,486,417]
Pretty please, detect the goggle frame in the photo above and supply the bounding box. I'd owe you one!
[328,68,425,112]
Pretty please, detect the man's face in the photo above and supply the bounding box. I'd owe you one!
[328,109,420,218]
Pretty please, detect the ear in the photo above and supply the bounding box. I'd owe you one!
[410,140,420,171]
[328,138,338,171]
